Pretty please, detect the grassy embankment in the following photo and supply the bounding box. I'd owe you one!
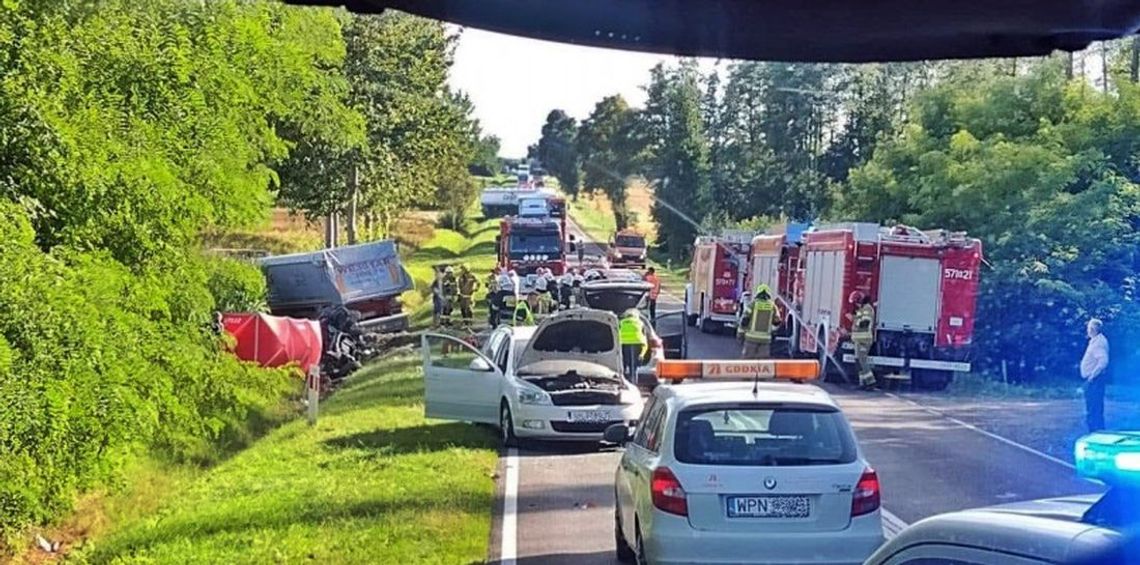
[19,210,502,564]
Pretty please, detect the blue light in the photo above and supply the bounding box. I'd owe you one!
[1075,432,1140,486]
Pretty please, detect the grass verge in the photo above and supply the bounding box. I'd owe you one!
[400,212,501,328]
[69,355,499,564]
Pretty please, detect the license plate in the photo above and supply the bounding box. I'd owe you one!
[566,410,609,423]
[725,496,810,518]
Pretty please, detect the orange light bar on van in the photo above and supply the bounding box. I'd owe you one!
[656,360,820,382]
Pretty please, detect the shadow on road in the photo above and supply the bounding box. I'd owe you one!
[517,441,620,457]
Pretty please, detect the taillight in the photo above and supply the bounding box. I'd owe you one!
[851,468,880,517]
[651,467,688,516]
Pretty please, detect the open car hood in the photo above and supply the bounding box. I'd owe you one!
[515,309,623,376]
[290,1,1140,63]
[580,280,651,314]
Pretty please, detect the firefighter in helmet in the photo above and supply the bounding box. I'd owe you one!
[742,283,776,359]
[457,265,479,325]
[850,291,877,388]
[440,266,458,326]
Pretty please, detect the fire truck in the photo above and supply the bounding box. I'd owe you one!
[739,224,811,351]
[794,223,983,390]
[496,216,568,275]
[684,233,754,333]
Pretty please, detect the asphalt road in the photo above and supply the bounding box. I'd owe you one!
[487,219,1103,564]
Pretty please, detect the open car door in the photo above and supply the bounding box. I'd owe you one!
[654,310,687,360]
[421,333,502,424]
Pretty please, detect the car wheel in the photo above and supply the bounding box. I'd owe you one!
[615,500,635,563]
[499,402,518,448]
[635,525,648,565]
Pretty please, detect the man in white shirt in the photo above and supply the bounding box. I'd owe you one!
[1080,318,1110,432]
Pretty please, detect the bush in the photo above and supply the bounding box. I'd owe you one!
[0,202,293,537]
[206,257,269,313]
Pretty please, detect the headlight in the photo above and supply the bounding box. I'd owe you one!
[518,387,551,405]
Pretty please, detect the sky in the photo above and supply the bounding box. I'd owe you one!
[449,27,700,158]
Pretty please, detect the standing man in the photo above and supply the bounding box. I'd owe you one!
[559,268,575,310]
[457,265,479,325]
[851,292,877,389]
[440,266,458,326]
[619,309,648,385]
[741,284,776,359]
[430,269,445,328]
[644,267,661,323]
[1081,318,1110,432]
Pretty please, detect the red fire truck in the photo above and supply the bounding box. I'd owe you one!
[496,216,568,275]
[685,234,752,333]
[794,223,983,390]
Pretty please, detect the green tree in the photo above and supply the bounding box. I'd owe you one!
[577,95,642,228]
[469,134,502,177]
[535,109,581,197]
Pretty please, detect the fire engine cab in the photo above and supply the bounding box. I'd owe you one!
[795,223,983,390]
[496,216,568,275]
[684,233,754,333]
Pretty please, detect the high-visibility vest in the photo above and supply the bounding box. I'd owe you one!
[744,299,775,344]
[853,304,875,341]
[513,301,534,325]
[619,316,647,346]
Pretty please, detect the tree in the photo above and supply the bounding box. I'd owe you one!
[535,109,581,197]
[641,61,710,258]
[469,134,501,177]
[577,95,642,228]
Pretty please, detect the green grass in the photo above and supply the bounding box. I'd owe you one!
[566,194,616,243]
[400,212,501,328]
[71,356,498,564]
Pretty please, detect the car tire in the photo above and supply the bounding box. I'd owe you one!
[615,501,635,563]
[499,402,518,448]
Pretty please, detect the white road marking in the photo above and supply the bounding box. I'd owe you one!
[881,508,908,540]
[885,392,1076,470]
[500,447,519,564]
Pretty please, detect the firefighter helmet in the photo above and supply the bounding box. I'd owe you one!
[849,291,864,305]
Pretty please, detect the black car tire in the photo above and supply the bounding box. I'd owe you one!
[500,402,518,448]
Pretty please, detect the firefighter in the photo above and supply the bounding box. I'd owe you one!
[644,267,661,323]
[619,309,648,384]
[430,269,446,327]
[512,297,534,325]
[851,292,877,389]
[440,266,458,326]
[742,284,776,359]
[457,265,479,325]
[559,268,575,309]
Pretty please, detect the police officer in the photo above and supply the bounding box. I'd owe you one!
[440,266,458,326]
[742,284,776,359]
[851,292,877,389]
[619,309,648,384]
[457,265,479,325]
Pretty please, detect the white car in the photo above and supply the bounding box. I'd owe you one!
[422,309,645,444]
[607,375,884,564]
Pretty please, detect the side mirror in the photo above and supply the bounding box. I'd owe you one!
[603,423,632,445]
[468,357,494,372]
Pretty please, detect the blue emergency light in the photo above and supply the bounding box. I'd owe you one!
[1075,432,1140,528]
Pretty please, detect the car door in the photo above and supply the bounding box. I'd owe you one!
[653,310,687,359]
[422,333,503,424]
[619,396,667,538]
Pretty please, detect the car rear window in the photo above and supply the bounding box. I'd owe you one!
[673,404,857,466]
[530,320,614,353]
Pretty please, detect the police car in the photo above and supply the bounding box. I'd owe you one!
[865,431,1140,565]
[421,309,644,445]
[605,359,885,564]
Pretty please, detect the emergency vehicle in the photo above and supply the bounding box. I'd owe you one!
[684,233,754,333]
[609,228,649,267]
[795,223,983,390]
[496,216,569,275]
[739,223,811,351]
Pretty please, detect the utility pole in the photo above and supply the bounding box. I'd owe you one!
[346,165,359,245]
[1101,41,1110,93]
[1066,51,1074,80]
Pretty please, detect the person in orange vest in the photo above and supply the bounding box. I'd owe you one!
[644,267,661,323]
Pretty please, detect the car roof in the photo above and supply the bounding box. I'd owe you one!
[874,497,1122,564]
[655,381,839,411]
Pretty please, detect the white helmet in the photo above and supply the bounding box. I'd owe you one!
[535,277,548,291]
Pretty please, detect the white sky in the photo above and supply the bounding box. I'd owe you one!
[449,27,701,158]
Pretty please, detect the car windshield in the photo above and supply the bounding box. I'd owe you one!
[674,405,858,466]
[615,235,645,247]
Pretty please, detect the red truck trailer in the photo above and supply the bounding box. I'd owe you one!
[795,223,983,389]
[496,216,568,275]
[684,235,752,333]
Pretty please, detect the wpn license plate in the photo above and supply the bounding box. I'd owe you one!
[566,410,609,423]
[725,496,810,518]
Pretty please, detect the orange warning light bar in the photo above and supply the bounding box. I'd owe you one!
[656,359,820,382]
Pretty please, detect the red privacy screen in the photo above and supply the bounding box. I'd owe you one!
[222,313,323,374]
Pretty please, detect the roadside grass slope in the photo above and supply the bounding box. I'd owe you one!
[401,213,500,327]
[71,356,498,564]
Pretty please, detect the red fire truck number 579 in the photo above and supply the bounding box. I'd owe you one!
[944,268,972,280]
